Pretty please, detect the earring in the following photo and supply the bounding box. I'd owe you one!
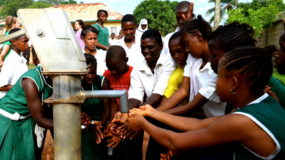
[230,88,236,95]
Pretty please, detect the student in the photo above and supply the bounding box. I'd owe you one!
[109,33,117,46]
[81,53,110,160]
[267,32,285,107]
[136,18,148,39]
[0,50,53,160]
[74,19,85,49]
[103,45,133,113]
[0,28,29,98]
[163,1,194,53]
[103,45,133,160]
[128,46,285,160]
[0,16,21,67]
[162,31,188,103]
[113,14,145,69]
[81,25,107,76]
[92,9,109,50]
[159,16,226,117]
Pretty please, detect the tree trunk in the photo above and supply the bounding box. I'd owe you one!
[214,0,221,29]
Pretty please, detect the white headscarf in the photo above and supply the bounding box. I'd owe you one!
[137,19,148,33]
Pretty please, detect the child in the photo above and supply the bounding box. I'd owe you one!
[103,45,133,160]
[159,16,226,117]
[0,28,29,98]
[81,25,107,76]
[103,45,133,116]
[0,49,53,160]
[92,9,109,50]
[162,31,188,102]
[267,32,285,107]
[129,46,285,160]
[81,53,110,160]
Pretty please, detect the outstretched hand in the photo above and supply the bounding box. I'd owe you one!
[130,104,155,117]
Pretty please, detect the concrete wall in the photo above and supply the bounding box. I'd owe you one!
[256,22,285,47]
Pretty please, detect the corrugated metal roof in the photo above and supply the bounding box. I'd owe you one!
[51,3,123,22]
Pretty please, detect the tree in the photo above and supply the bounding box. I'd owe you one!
[133,0,178,36]
[1,0,33,16]
[207,0,238,25]
[227,0,285,35]
[27,1,52,8]
[213,0,221,29]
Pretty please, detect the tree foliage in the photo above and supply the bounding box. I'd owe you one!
[133,0,178,36]
[1,0,33,16]
[227,0,285,35]
[27,1,52,8]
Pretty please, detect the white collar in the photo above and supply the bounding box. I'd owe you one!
[10,49,26,63]
[248,93,269,105]
[199,62,211,72]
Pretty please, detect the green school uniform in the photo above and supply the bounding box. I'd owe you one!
[81,75,105,160]
[268,77,285,108]
[0,66,52,160]
[2,31,12,59]
[233,96,285,160]
[92,23,109,47]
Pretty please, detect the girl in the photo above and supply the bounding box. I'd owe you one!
[159,16,226,117]
[0,16,21,67]
[74,19,85,49]
[81,53,110,160]
[0,49,53,160]
[129,46,285,160]
[92,9,109,50]
[81,25,107,76]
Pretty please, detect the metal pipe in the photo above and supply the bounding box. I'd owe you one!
[77,90,128,113]
[52,75,81,160]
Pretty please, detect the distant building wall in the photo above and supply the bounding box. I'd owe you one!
[256,21,285,47]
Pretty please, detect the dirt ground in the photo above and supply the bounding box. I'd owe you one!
[41,131,149,160]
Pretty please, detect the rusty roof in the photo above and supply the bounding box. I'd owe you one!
[51,3,123,22]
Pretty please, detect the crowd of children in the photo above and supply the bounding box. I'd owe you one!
[0,1,285,160]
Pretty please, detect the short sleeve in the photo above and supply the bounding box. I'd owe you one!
[0,57,15,87]
[128,69,145,102]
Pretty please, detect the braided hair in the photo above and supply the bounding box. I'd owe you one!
[221,46,276,95]
[81,25,98,38]
[209,22,256,52]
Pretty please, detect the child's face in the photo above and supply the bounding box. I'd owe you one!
[98,12,108,23]
[208,40,225,74]
[169,38,187,67]
[216,58,233,102]
[74,21,81,30]
[106,57,128,77]
[274,34,285,74]
[83,31,98,51]
[182,32,204,58]
[141,38,162,65]
[13,35,29,52]
[176,10,192,30]
[122,21,136,41]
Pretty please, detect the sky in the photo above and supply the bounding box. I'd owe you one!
[76,0,252,22]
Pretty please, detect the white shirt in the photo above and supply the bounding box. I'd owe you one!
[128,50,175,102]
[184,55,226,117]
[82,49,107,76]
[113,37,145,69]
[0,50,28,98]
[163,27,180,57]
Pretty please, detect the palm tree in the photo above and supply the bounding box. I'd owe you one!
[207,0,238,26]
[214,0,221,29]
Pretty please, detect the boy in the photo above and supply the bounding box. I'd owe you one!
[0,28,29,98]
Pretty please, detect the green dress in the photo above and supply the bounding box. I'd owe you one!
[2,31,12,59]
[0,66,52,160]
[81,75,106,160]
[234,96,285,160]
[92,23,109,47]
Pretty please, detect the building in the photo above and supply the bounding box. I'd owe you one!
[51,3,123,36]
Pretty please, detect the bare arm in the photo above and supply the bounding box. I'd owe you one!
[128,98,142,109]
[96,43,109,50]
[157,76,190,111]
[131,105,221,131]
[0,85,12,91]
[128,113,247,152]
[22,78,53,129]
[143,93,162,107]
[166,93,208,115]
[0,44,11,62]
